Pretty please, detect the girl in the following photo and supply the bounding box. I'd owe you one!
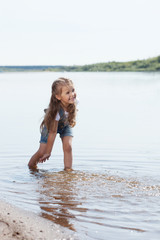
[28,77,77,171]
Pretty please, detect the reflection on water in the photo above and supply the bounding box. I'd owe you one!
[1,152,160,239]
[30,169,81,231]
[27,165,160,239]
[1,72,160,239]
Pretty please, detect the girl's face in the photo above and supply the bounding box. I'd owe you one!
[56,84,76,107]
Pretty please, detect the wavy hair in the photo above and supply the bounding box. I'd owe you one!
[40,78,77,132]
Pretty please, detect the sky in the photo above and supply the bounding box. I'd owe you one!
[0,0,160,65]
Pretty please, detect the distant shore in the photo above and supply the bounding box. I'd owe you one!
[0,56,160,72]
[0,199,77,240]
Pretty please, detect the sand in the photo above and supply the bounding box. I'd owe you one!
[0,199,78,240]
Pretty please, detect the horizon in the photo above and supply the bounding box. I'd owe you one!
[0,55,159,67]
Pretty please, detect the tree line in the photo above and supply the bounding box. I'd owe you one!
[0,56,160,72]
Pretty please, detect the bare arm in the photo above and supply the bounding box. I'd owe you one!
[39,121,58,163]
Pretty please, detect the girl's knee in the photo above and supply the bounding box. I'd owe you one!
[63,142,72,153]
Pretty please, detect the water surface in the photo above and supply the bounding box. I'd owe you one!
[0,72,160,239]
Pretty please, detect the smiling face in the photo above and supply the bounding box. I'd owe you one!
[56,84,76,108]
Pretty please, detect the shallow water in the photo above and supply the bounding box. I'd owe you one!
[0,72,160,239]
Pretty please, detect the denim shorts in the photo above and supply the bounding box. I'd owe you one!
[40,124,73,144]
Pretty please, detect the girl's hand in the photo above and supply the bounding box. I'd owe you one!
[39,153,50,163]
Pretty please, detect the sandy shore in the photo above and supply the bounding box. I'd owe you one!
[0,199,78,240]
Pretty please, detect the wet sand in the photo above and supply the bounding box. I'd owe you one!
[0,199,77,240]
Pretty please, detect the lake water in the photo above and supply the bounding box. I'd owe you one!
[0,72,160,239]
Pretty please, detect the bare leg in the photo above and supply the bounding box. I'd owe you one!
[28,143,47,169]
[61,136,73,171]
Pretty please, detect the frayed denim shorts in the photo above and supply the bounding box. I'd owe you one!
[40,124,73,144]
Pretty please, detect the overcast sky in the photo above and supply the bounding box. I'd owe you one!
[0,0,160,65]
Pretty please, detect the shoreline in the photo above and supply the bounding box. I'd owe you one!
[0,55,160,72]
[0,199,78,240]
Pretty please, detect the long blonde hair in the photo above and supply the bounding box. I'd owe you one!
[40,78,77,132]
